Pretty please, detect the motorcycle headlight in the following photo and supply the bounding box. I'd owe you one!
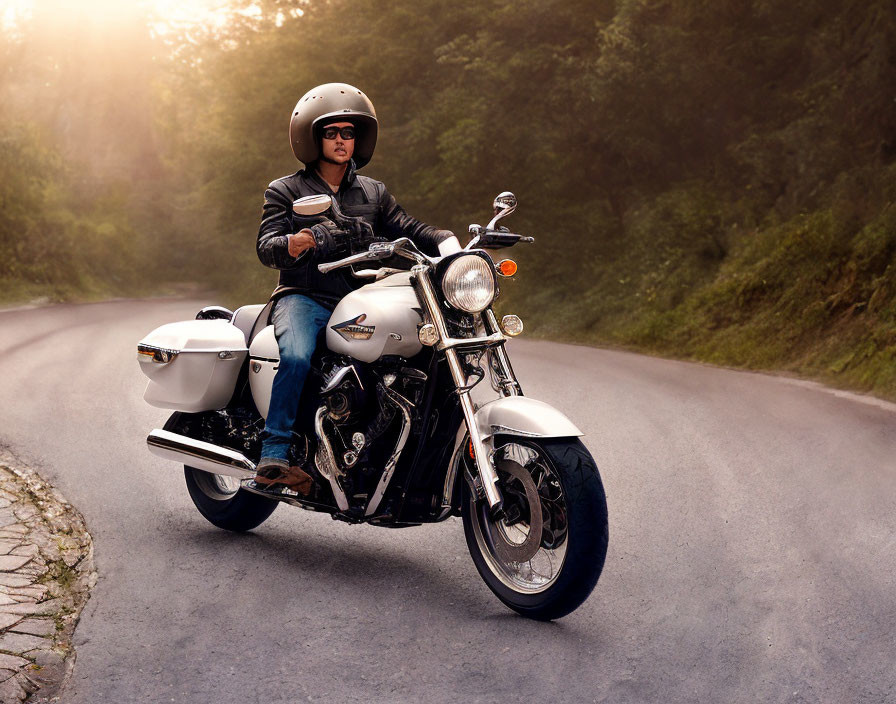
[441,255,496,313]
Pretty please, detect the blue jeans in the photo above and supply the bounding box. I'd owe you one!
[260,294,331,461]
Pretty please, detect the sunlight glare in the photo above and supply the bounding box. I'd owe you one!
[0,0,262,37]
[1,0,30,34]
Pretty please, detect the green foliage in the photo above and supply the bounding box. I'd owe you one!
[0,4,172,304]
[615,167,896,395]
[0,118,146,301]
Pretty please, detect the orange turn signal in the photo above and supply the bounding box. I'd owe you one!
[497,259,518,277]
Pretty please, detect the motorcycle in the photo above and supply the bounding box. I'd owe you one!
[137,191,608,620]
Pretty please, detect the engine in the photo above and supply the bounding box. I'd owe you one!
[317,358,426,507]
[320,363,368,426]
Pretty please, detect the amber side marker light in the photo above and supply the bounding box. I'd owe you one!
[496,259,518,277]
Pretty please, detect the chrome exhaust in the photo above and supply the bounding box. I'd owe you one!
[313,407,350,512]
[364,385,412,517]
[147,429,256,479]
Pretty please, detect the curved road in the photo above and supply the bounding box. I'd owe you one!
[0,300,894,703]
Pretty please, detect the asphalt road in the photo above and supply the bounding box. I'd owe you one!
[0,299,894,703]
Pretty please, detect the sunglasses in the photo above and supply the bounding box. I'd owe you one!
[321,126,356,140]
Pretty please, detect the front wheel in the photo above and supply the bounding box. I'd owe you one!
[184,467,278,532]
[462,437,608,621]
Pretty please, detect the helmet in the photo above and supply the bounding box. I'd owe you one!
[289,83,378,168]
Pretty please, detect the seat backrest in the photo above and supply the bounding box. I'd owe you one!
[247,300,275,344]
[230,304,266,345]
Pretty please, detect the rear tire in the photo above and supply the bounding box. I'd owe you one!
[184,466,278,532]
[462,437,608,621]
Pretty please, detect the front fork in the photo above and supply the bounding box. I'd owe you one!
[481,308,522,397]
[413,265,521,519]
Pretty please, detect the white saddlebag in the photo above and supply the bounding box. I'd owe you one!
[138,320,248,412]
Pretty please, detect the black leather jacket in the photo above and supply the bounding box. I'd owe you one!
[257,160,452,310]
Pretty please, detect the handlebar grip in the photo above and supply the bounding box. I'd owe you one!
[318,254,364,273]
[477,231,533,248]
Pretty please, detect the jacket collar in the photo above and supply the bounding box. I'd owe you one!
[303,159,358,194]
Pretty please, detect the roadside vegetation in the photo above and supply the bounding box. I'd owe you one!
[1,0,894,397]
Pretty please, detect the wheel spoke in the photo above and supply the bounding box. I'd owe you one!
[470,442,569,592]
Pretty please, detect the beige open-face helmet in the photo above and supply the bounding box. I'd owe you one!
[289,83,378,168]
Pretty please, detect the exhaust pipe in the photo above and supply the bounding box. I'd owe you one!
[147,429,255,479]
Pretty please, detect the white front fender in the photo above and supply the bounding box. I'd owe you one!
[475,396,583,439]
[439,395,584,516]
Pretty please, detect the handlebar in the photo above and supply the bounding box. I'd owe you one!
[317,237,427,274]
[317,224,535,275]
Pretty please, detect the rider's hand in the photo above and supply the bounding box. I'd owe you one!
[288,230,316,258]
[308,221,352,262]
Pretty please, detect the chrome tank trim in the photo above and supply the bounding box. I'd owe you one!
[146,429,255,479]
[364,385,413,517]
[313,406,350,512]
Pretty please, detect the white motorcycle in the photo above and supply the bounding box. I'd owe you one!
[138,192,608,620]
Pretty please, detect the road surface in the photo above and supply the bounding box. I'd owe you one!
[0,299,893,703]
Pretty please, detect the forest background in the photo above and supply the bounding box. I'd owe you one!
[2,0,895,397]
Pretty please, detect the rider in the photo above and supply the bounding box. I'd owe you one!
[247,82,461,498]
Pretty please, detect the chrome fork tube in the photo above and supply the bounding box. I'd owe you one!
[482,309,522,397]
[447,351,503,515]
[412,265,504,516]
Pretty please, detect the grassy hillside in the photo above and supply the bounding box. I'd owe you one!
[517,164,896,398]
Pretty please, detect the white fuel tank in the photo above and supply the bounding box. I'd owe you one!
[326,272,424,363]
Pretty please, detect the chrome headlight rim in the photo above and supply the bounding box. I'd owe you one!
[438,253,497,314]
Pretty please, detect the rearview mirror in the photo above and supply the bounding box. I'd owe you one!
[293,194,332,216]
[493,191,517,216]
[486,191,517,230]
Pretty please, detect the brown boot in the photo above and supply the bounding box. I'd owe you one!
[250,457,313,496]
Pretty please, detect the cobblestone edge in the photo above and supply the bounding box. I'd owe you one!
[0,448,95,704]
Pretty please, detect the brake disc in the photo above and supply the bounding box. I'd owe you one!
[491,461,544,564]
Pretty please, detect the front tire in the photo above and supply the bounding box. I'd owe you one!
[184,467,278,532]
[462,437,608,621]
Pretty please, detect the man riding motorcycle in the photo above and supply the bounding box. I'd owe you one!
[138,82,609,620]
[248,82,462,498]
